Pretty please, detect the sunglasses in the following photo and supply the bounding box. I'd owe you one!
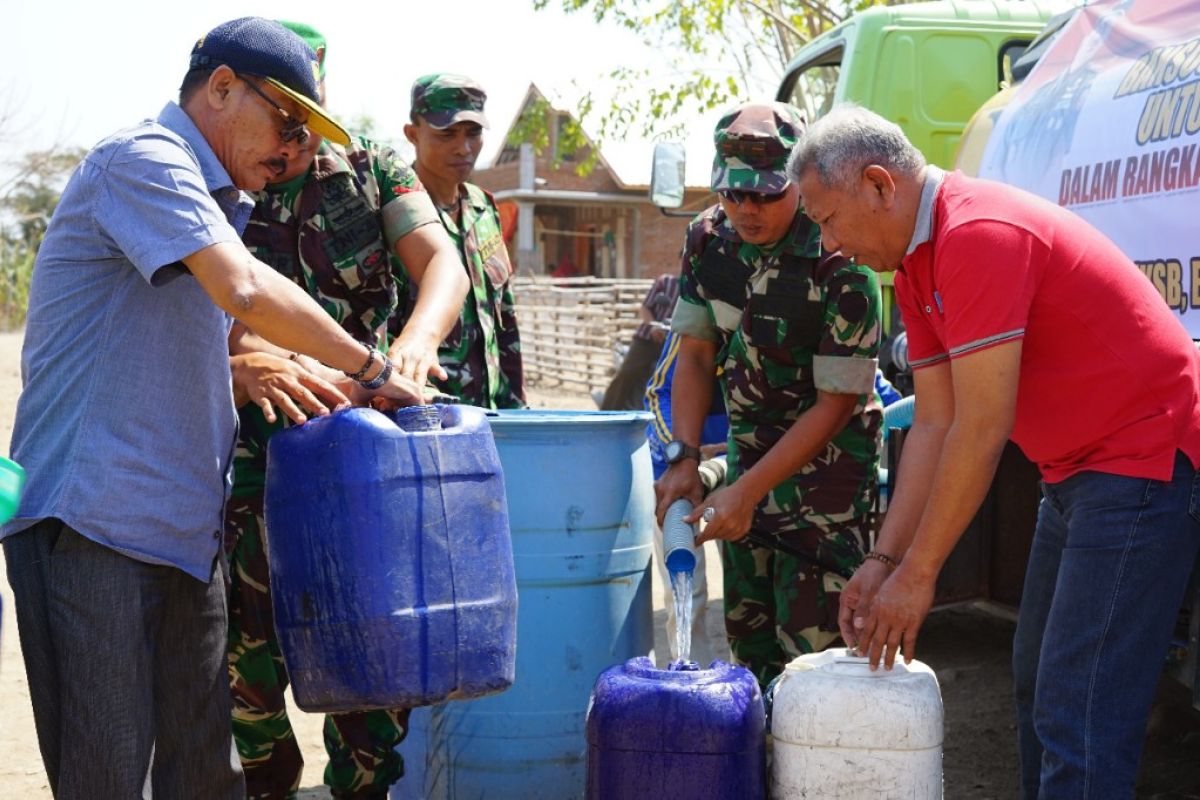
[718,187,790,206]
[237,75,311,145]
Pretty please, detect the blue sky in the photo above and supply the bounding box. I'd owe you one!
[8,0,726,185]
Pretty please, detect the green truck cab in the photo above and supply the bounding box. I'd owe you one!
[776,0,1060,167]
[773,0,1063,331]
[651,1,1063,331]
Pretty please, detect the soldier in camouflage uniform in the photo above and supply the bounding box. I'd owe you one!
[401,73,525,409]
[654,102,883,688]
[225,24,469,800]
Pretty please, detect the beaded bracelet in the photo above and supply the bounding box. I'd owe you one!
[359,354,394,390]
[864,550,900,569]
[346,347,379,382]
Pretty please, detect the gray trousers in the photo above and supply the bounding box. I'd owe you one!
[3,519,244,799]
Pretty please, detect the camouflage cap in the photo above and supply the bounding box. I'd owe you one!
[410,73,489,129]
[711,101,806,193]
[276,20,327,80]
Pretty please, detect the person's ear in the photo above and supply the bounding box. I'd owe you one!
[862,164,897,210]
[403,123,418,147]
[208,65,237,108]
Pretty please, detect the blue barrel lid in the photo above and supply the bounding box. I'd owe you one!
[587,656,764,754]
[392,404,443,431]
[487,409,652,427]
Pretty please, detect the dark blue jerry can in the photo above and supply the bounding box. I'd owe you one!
[586,657,766,799]
[264,404,517,713]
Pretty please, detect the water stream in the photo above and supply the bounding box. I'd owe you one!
[670,569,694,665]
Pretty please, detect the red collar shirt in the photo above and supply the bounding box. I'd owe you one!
[896,169,1200,483]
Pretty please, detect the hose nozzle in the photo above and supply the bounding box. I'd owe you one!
[663,497,699,574]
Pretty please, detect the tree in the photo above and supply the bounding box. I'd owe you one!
[1,148,85,244]
[0,83,87,327]
[522,0,894,168]
[0,146,85,329]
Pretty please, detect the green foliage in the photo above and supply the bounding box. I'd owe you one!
[0,146,86,330]
[505,93,602,174]
[0,239,35,330]
[526,0,895,173]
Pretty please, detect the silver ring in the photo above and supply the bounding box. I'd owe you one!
[702,507,715,522]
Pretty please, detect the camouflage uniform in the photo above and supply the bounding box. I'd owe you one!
[398,73,524,409]
[672,103,883,688]
[227,133,439,799]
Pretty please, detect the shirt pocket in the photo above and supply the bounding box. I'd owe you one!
[744,295,823,390]
[480,235,513,329]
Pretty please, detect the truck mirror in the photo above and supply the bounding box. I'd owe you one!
[650,142,687,209]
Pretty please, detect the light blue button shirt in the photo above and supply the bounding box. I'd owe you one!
[4,102,253,581]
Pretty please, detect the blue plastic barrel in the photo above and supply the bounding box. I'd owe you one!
[264,404,517,712]
[393,410,655,800]
[586,657,765,799]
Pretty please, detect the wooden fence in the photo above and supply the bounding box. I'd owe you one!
[512,276,655,396]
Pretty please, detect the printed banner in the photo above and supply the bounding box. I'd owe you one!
[979,0,1200,336]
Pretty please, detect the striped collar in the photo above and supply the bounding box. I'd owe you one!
[906,165,946,256]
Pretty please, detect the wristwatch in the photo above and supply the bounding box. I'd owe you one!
[664,440,702,465]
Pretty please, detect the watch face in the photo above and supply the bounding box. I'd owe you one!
[665,440,682,462]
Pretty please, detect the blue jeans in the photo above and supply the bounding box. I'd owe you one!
[1012,452,1200,799]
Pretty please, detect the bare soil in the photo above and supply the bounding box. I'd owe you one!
[0,347,1197,797]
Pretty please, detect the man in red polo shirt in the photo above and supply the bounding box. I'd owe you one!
[791,105,1200,798]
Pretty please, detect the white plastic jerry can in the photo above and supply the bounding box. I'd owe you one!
[770,648,943,799]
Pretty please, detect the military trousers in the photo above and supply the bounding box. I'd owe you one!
[720,519,868,689]
[225,490,410,800]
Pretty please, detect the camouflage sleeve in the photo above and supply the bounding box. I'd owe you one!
[363,136,440,246]
[671,215,719,342]
[497,278,525,405]
[813,255,881,395]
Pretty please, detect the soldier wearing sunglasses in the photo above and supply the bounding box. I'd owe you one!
[653,101,884,689]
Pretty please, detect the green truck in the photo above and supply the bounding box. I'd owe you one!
[775,0,1061,169]
[653,0,1061,188]
[774,0,1065,332]
[651,0,1065,368]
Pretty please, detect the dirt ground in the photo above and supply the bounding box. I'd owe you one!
[1,333,1198,798]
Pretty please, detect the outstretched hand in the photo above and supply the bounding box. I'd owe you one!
[689,484,755,544]
[654,462,703,528]
[231,352,351,424]
[388,330,447,388]
[369,370,438,410]
[838,559,891,653]
[847,563,936,670]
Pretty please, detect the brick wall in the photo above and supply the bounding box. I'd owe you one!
[636,189,715,278]
[471,140,715,280]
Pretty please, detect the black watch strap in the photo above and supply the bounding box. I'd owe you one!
[668,441,702,464]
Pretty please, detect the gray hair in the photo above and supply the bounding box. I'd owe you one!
[787,104,925,190]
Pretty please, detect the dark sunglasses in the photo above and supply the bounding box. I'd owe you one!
[237,75,311,145]
[718,187,790,206]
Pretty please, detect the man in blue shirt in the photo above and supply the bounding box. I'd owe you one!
[1,18,452,798]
